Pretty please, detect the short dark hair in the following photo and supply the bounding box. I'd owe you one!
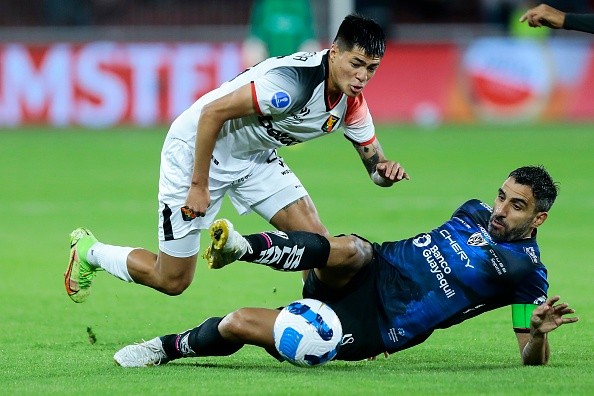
[333,14,386,58]
[509,165,559,212]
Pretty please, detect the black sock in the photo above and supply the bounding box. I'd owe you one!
[241,231,330,271]
[160,317,243,360]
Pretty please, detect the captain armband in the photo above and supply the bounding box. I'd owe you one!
[511,304,537,333]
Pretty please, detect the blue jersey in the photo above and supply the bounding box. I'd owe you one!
[375,199,548,352]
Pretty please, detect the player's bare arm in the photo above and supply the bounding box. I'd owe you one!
[186,84,257,217]
[515,296,578,365]
[353,139,409,187]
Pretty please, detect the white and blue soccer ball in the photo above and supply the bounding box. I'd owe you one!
[273,298,342,367]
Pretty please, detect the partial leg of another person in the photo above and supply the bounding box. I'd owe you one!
[206,152,369,286]
[251,154,373,285]
[114,307,281,367]
[205,217,373,289]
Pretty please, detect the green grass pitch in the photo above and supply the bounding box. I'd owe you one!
[0,123,592,395]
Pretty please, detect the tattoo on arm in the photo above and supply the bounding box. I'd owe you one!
[354,141,381,174]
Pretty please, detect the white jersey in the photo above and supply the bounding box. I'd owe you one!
[167,50,376,181]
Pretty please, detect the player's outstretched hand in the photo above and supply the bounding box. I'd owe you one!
[519,4,566,29]
[530,295,579,335]
[372,161,409,187]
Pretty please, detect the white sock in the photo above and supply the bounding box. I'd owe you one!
[87,242,134,283]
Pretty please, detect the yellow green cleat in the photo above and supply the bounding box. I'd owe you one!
[64,228,100,303]
[202,219,248,269]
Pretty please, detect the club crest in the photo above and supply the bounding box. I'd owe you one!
[322,115,340,132]
[467,232,488,246]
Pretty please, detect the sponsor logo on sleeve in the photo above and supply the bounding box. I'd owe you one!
[271,91,291,109]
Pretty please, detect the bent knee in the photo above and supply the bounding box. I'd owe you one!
[270,198,329,237]
[154,253,197,295]
[220,308,278,346]
[160,279,192,296]
[220,309,253,340]
[328,235,371,269]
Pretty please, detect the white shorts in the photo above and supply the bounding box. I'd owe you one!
[157,137,308,257]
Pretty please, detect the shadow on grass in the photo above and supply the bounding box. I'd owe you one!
[162,359,522,373]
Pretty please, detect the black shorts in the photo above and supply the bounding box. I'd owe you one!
[302,256,386,361]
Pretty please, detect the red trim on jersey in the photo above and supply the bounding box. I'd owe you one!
[346,94,376,145]
[345,94,369,126]
[251,81,263,115]
[358,135,377,146]
[326,86,344,110]
[325,89,343,110]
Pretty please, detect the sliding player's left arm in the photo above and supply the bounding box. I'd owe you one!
[514,296,579,365]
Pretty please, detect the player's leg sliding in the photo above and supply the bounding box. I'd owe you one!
[114,317,243,368]
[65,228,101,303]
[113,337,169,368]
[204,219,330,271]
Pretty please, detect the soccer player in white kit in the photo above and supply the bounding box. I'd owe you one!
[64,14,409,302]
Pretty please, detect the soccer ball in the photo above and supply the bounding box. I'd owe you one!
[273,298,343,367]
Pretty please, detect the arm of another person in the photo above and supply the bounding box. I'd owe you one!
[515,295,578,365]
[520,4,566,28]
[563,13,594,34]
[185,84,257,216]
[520,4,594,34]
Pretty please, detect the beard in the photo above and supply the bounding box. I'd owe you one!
[488,214,533,242]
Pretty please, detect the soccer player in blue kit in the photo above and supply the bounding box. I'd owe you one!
[114,165,578,367]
